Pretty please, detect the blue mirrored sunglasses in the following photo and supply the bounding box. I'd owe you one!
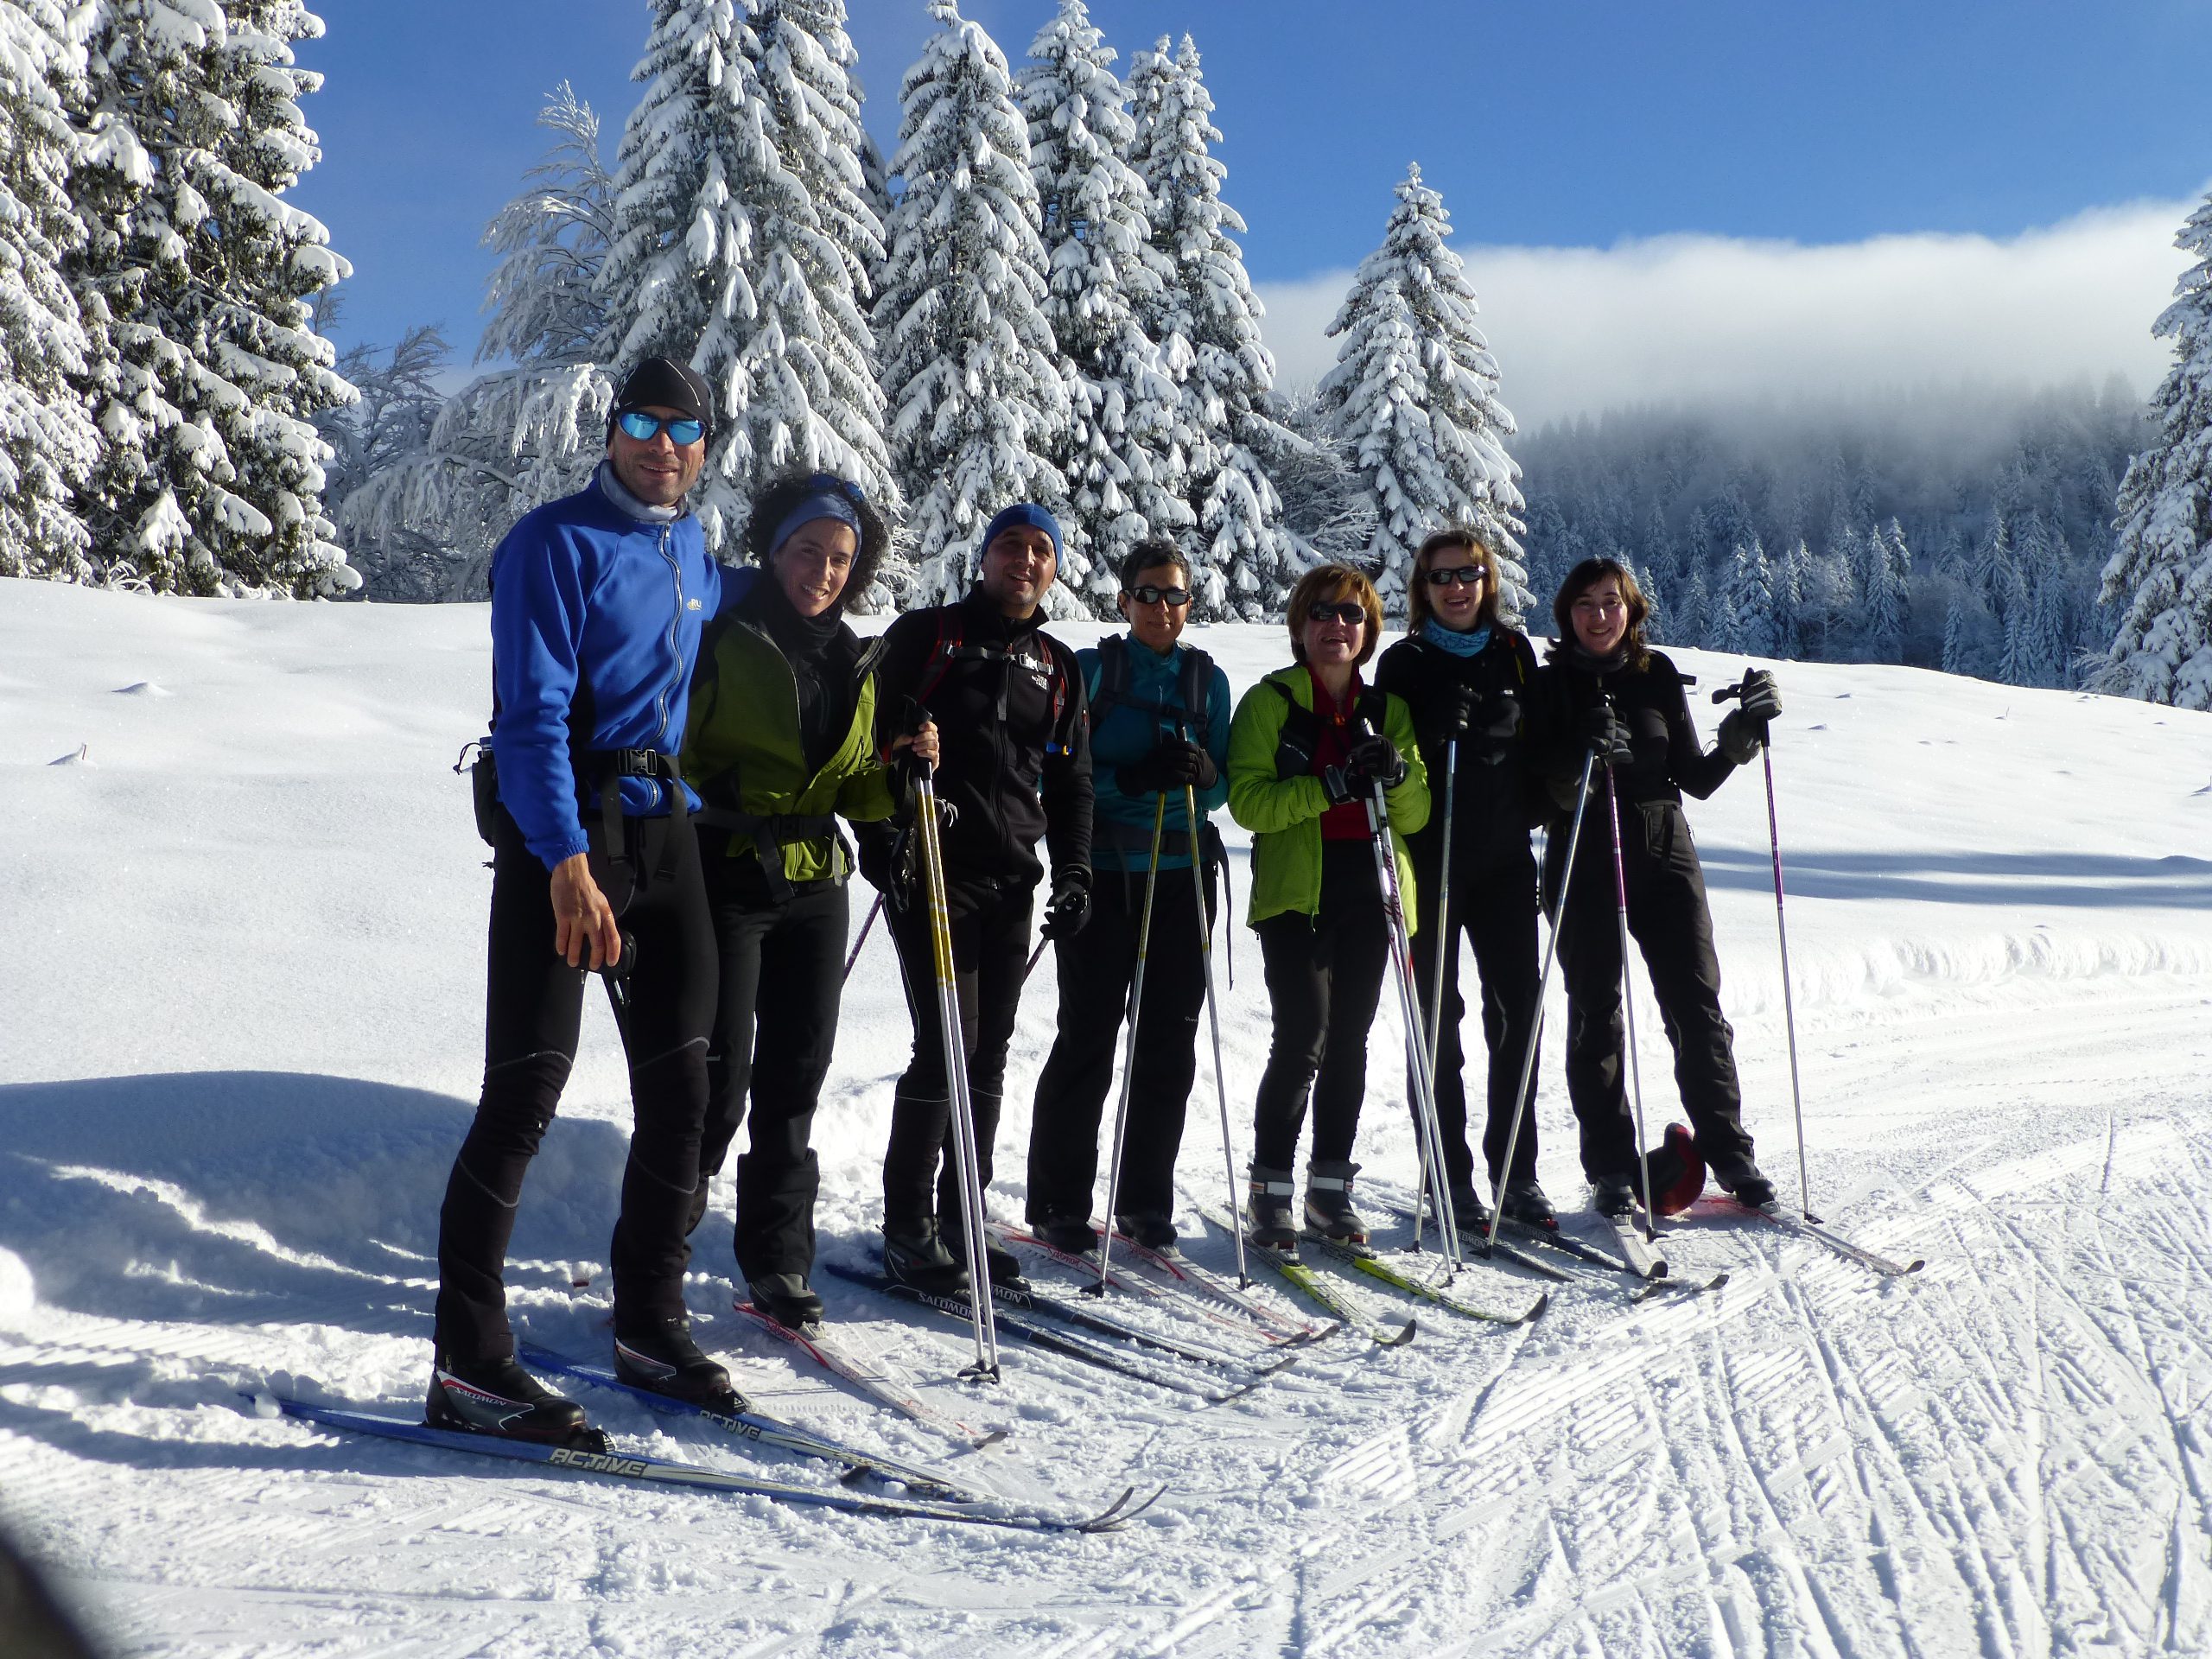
[617,410,706,446]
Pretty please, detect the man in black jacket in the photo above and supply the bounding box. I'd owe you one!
[864,504,1094,1290]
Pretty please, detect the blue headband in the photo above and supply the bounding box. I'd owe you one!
[768,493,861,561]
[982,502,1062,558]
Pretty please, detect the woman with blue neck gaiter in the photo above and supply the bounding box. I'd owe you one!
[1374,528,1555,1235]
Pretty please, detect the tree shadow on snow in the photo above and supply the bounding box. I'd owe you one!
[0,1071,632,1342]
[1695,848,2212,909]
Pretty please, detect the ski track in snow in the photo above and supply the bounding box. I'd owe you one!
[2,578,2209,1656]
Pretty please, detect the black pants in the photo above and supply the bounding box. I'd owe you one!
[1410,846,1542,1191]
[1546,796,1754,1179]
[698,860,848,1285]
[1027,866,1211,1223]
[1251,841,1391,1172]
[435,808,716,1361]
[881,874,1033,1231]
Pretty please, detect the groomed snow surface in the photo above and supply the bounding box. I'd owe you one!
[4,575,2211,1657]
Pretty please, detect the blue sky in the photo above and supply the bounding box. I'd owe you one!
[295,1,2211,417]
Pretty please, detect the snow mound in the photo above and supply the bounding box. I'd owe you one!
[114,680,172,697]
[48,743,92,766]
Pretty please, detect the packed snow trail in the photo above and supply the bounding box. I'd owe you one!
[3,579,2209,1656]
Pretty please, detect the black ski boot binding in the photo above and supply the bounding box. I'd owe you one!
[1114,1211,1177,1253]
[1497,1178,1556,1230]
[1031,1209,1099,1256]
[613,1318,743,1412]
[1708,1146,1775,1210]
[882,1219,969,1295]
[427,1351,603,1450]
[746,1271,825,1332]
[1590,1171,1636,1217]
[1245,1164,1299,1253]
[1303,1160,1368,1244]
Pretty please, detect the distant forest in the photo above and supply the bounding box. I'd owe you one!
[1497,380,2149,685]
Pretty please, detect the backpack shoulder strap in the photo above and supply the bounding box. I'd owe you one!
[1087,632,1130,730]
[1176,644,1215,747]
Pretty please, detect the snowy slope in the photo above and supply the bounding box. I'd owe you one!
[3,575,2210,1657]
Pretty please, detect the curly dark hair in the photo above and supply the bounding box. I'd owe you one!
[744,470,889,613]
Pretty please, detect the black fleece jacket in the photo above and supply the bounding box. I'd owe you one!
[870,589,1093,890]
[1537,645,1737,817]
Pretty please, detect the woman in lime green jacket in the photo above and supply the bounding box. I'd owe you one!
[680,470,935,1328]
[1225,564,1428,1249]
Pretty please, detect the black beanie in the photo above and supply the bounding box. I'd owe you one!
[609,356,715,435]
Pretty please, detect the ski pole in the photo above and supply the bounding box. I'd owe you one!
[1485,747,1598,1249]
[843,893,883,982]
[1091,792,1168,1298]
[1023,938,1048,982]
[1357,721,1460,1271]
[1716,675,1811,1219]
[1602,758,1660,1241]
[1413,736,1458,1247]
[1185,780,1249,1287]
[913,773,998,1380]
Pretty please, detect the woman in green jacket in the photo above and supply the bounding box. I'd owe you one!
[1226,563,1428,1248]
[681,470,935,1328]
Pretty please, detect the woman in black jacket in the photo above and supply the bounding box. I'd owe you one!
[1541,556,1781,1213]
[1373,528,1553,1230]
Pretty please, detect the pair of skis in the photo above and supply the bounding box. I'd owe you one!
[1382,1200,1727,1302]
[819,1263,1270,1404]
[1710,1198,1925,1277]
[988,1222,1331,1351]
[255,1366,1157,1534]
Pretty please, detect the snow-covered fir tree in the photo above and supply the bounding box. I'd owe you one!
[1018,1,1186,611]
[1126,32,1301,618]
[597,0,893,554]
[1942,594,1974,677]
[67,0,356,596]
[877,0,1070,607]
[0,6,96,574]
[0,1,100,581]
[2100,191,2212,707]
[1320,163,1524,620]
[1714,537,1777,656]
[338,86,617,599]
[1860,518,1909,659]
[316,315,456,601]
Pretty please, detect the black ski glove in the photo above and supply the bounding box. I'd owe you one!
[1718,707,1767,765]
[1579,702,1632,768]
[1039,869,1091,941]
[1428,680,1479,741]
[855,820,906,899]
[1116,739,1217,798]
[1468,689,1522,763]
[1345,732,1408,790]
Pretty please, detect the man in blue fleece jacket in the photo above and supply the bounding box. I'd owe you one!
[430,357,742,1446]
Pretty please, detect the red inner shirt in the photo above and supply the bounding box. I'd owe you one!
[1306,664,1371,841]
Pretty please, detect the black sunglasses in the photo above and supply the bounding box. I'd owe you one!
[1425,565,1486,588]
[1125,584,1192,607]
[1306,601,1366,626]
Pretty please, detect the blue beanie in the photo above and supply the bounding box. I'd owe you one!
[982,502,1062,559]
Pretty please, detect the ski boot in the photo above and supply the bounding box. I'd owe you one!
[1303,1160,1369,1244]
[1497,1177,1556,1230]
[944,1223,1026,1288]
[1440,1182,1491,1232]
[882,1219,970,1295]
[1707,1144,1775,1210]
[1030,1208,1100,1256]
[1648,1124,1708,1216]
[1590,1171,1637,1217]
[1245,1164,1299,1253]
[613,1318,743,1412]
[745,1272,825,1332]
[426,1350,601,1449]
[1114,1211,1177,1254]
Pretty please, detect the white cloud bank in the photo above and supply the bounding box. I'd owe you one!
[1255,195,2202,430]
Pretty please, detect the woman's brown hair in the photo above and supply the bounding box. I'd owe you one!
[1550,556,1651,670]
[1285,564,1383,667]
[1405,527,1503,635]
